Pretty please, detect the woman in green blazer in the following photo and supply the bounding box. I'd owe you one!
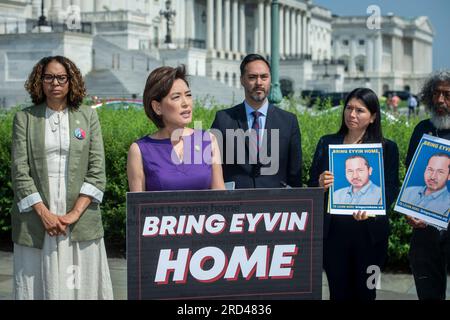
[11,56,113,299]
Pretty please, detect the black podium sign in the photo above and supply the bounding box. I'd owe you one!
[127,188,323,300]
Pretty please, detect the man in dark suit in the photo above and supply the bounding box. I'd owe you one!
[211,54,302,189]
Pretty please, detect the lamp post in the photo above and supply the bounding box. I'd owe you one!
[160,0,176,45]
[269,0,282,104]
[37,0,48,26]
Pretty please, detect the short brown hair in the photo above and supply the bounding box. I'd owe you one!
[143,65,189,128]
[24,55,86,109]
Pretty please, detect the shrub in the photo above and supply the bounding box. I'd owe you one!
[0,103,425,269]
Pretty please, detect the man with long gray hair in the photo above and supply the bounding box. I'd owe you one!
[404,70,450,300]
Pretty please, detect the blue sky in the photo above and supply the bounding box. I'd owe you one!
[314,0,449,70]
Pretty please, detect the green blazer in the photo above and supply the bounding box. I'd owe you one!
[11,103,106,249]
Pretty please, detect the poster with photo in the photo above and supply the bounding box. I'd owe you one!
[329,143,386,215]
[395,134,450,229]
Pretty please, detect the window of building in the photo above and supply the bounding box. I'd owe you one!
[359,39,365,46]
[343,40,349,46]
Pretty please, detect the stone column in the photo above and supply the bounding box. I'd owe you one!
[239,1,246,53]
[258,0,264,54]
[95,0,105,12]
[32,0,40,18]
[412,39,422,74]
[365,36,373,74]
[185,0,195,41]
[373,32,382,72]
[80,0,93,12]
[216,0,223,51]
[207,0,215,50]
[349,37,357,74]
[302,12,307,56]
[296,10,302,56]
[62,0,69,10]
[224,0,231,52]
[265,1,271,55]
[232,0,239,53]
[391,35,399,73]
[291,8,296,58]
[284,7,290,57]
[279,5,284,57]
[306,16,311,56]
[50,0,62,21]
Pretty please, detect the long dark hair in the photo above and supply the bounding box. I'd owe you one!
[337,87,384,143]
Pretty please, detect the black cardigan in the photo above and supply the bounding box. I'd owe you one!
[308,133,400,244]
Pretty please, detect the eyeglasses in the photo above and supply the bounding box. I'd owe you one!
[42,74,69,85]
[432,90,450,102]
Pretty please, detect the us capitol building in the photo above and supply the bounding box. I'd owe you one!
[0,0,434,108]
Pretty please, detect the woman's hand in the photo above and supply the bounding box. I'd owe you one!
[353,210,369,221]
[59,195,92,227]
[59,210,81,226]
[33,202,66,236]
[405,216,427,229]
[318,171,334,191]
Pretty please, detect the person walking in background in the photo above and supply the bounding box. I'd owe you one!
[404,70,450,300]
[127,65,225,192]
[408,93,418,119]
[11,56,113,299]
[308,88,399,300]
[386,93,393,112]
[211,54,302,189]
[391,93,400,114]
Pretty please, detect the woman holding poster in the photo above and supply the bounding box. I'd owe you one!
[127,65,225,191]
[308,88,400,300]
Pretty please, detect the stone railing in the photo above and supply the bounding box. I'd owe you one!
[81,10,149,24]
[0,18,93,35]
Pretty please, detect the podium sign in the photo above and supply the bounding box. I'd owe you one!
[127,188,323,300]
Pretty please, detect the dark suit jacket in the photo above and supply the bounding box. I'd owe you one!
[211,103,302,189]
[308,133,400,244]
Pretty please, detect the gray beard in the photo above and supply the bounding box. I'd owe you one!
[430,112,450,130]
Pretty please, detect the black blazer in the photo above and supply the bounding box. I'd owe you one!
[211,103,302,189]
[308,133,400,244]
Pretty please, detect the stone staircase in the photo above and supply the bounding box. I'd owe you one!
[84,36,244,108]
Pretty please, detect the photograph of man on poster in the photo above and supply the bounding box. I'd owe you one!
[333,155,382,205]
[400,152,450,217]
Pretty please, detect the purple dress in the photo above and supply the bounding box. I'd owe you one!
[136,130,212,191]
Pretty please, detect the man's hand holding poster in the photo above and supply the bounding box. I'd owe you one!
[395,134,450,229]
[328,143,386,215]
